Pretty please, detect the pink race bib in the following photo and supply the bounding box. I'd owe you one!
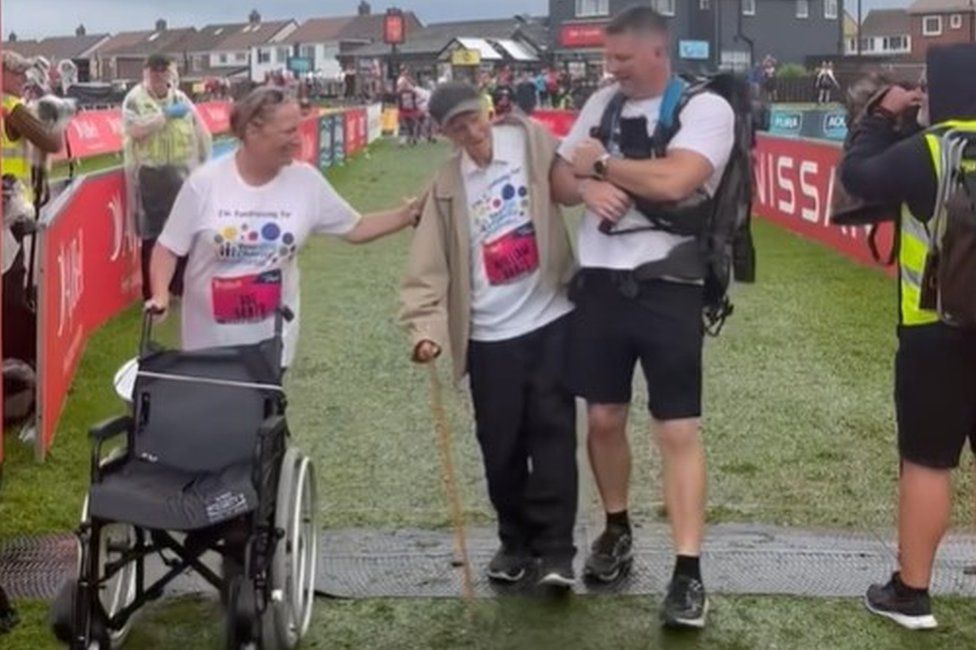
[482,223,540,286]
[211,270,282,324]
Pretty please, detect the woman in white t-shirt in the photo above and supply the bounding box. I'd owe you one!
[146,87,420,367]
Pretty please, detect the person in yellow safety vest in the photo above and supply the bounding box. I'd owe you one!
[839,43,976,632]
[123,52,212,302]
[1,50,63,365]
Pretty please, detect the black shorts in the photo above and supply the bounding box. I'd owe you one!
[567,271,704,419]
[896,323,976,469]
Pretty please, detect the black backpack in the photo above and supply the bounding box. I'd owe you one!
[592,73,757,335]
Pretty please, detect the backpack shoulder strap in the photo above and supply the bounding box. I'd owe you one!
[651,77,700,157]
[593,90,628,146]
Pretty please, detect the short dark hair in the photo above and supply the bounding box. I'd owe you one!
[605,6,670,38]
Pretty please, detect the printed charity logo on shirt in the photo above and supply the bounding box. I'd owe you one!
[470,169,531,243]
[212,209,299,266]
[483,222,539,285]
[211,269,282,324]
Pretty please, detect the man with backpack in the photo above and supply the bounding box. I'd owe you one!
[839,43,976,631]
[551,6,738,629]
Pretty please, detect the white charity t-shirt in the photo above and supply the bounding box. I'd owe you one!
[557,83,735,271]
[158,155,361,367]
[462,125,573,341]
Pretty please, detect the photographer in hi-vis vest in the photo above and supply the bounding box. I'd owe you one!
[2,50,63,366]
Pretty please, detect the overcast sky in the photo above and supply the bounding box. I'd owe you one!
[1,0,912,41]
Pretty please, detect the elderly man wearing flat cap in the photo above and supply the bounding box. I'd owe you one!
[399,82,579,591]
[122,52,212,301]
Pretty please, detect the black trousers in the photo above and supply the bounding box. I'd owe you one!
[140,238,187,301]
[2,248,35,364]
[467,315,578,560]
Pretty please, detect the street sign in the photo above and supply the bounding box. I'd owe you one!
[451,49,481,66]
[679,40,710,61]
[384,8,406,45]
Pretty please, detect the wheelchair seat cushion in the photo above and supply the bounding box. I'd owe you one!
[88,459,257,531]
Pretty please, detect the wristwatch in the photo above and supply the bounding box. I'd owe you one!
[593,153,611,180]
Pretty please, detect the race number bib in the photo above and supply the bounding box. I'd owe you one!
[482,223,540,285]
[211,270,282,324]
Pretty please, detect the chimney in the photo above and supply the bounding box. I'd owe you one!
[358,1,371,16]
[155,19,167,32]
[8,32,16,42]
[249,9,261,25]
[76,24,87,37]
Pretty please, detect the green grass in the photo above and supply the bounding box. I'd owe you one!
[5,595,976,649]
[2,139,975,647]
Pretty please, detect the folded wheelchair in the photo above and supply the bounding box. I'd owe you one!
[52,308,317,649]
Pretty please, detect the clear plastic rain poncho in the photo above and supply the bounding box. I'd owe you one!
[122,63,212,239]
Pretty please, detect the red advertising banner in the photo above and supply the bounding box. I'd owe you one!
[59,109,124,160]
[531,110,578,139]
[297,115,320,166]
[55,101,232,161]
[36,170,141,458]
[344,111,358,156]
[560,23,607,48]
[752,134,895,274]
[196,101,232,135]
[356,109,368,153]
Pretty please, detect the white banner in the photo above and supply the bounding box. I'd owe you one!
[367,103,383,144]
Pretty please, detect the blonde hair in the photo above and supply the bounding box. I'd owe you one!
[229,87,294,140]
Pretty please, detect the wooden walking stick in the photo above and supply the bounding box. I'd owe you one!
[427,362,476,613]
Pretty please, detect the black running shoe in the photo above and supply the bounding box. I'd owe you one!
[537,557,575,591]
[864,573,937,630]
[583,527,633,582]
[486,547,532,583]
[661,575,709,629]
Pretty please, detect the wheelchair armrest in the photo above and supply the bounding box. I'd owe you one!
[90,415,133,483]
[90,415,133,442]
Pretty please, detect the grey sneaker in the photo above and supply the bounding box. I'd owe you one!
[864,573,937,630]
[486,547,532,583]
[584,527,633,583]
[537,557,575,591]
[661,575,709,629]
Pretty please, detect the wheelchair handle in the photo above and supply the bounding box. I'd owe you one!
[139,304,294,360]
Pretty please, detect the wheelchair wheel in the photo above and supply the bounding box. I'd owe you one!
[267,447,318,649]
[78,482,139,646]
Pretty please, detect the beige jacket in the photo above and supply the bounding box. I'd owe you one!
[399,114,577,382]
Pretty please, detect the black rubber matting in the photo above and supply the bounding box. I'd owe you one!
[313,524,976,599]
[4,525,976,600]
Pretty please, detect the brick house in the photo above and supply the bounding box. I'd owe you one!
[908,0,976,61]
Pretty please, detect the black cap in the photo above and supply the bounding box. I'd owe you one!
[145,53,173,70]
[428,82,483,127]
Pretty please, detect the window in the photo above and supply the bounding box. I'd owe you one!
[824,0,838,20]
[860,37,874,52]
[884,36,908,51]
[574,0,608,17]
[277,47,291,62]
[219,53,228,64]
[923,15,943,36]
[652,0,675,16]
[796,0,809,19]
[301,45,316,60]
[742,0,755,16]
[235,52,246,62]
[699,0,711,9]
[257,49,270,64]
[950,14,963,29]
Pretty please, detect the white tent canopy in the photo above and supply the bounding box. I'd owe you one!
[455,37,504,61]
[494,39,538,62]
